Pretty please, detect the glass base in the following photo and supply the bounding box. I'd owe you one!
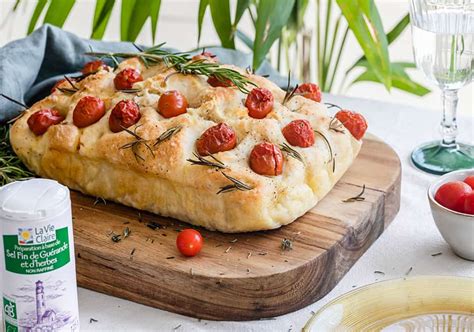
[411,141,474,175]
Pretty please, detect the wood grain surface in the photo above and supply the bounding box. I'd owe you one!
[72,134,401,321]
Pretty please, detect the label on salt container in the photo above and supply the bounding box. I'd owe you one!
[0,179,79,332]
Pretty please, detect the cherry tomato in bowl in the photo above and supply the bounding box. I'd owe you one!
[176,229,203,257]
[114,68,143,90]
[196,123,237,156]
[282,119,315,148]
[464,176,474,190]
[335,110,368,140]
[295,83,322,102]
[434,181,472,213]
[463,192,474,215]
[249,142,283,176]
[109,100,141,133]
[27,109,64,136]
[245,88,274,119]
[158,90,188,118]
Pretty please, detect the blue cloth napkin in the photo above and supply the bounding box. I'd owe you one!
[0,24,288,123]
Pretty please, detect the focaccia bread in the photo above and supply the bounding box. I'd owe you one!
[10,50,366,233]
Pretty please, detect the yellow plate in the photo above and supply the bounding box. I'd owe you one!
[303,276,474,331]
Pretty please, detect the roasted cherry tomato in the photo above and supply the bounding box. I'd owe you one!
[245,88,274,119]
[435,181,472,213]
[27,109,64,136]
[114,68,143,90]
[192,51,217,62]
[463,191,474,215]
[335,110,368,140]
[249,142,283,176]
[207,75,234,88]
[282,119,315,148]
[464,176,474,190]
[158,90,188,118]
[295,83,322,102]
[73,96,106,128]
[51,78,75,94]
[196,123,237,156]
[176,229,203,257]
[109,100,141,133]
[82,60,107,75]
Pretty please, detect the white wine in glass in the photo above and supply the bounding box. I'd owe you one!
[410,0,474,174]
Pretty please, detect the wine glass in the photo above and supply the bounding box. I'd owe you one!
[409,0,474,175]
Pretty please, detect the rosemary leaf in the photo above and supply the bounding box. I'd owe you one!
[329,117,345,133]
[324,102,343,110]
[314,130,336,173]
[342,185,366,203]
[154,126,181,147]
[120,125,154,162]
[186,152,226,169]
[281,238,293,251]
[280,143,304,163]
[217,172,253,194]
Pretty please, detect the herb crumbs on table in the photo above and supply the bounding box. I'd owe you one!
[246,268,250,273]
[281,238,293,251]
[89,318,98,323]
[431,252,442,257]
[130,248,136,256]
[123,227,131,239]
[146,222,161,230]
[225,246,232,253]
[93,197,106,206]
[166,256,175,259]
[111,234,122,243]
[123,221,130,225]
[190,268,194,276]
[374,270,385,275]
[258,252,267,256]
[247,252,252,259]
[173,324,181,330]
[406,267,413,276]
[137,212,143,222]
[215,244,223,247]
[342,185,366,203]
[230,238,238,243]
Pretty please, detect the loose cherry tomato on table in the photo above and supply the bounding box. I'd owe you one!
[282,119,315,148]
[73,96,106,128]
[463,191,474,215]
[114,68,143,90]
[295,83,322,102]
[196,123,237,156]
[335,110,368,140]
[245,88,274,119]
[109,100,141,133]
[249,142,283,176]
[27,109,64,136]
[176,229,203,257]
[82,60,107,75]
[207,75,234,88]
[435,181,472,213]
[157,90,188,118]
[464,176,474,190]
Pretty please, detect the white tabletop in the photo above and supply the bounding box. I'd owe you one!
[76,95,474,331]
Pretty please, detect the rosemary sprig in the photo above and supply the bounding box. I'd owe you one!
[282,73,299,106]
[187,152,226,169]
[0,94,29,124]
[120,88,142,94]
[154,126,181,147]
[342,185,366,203]
[0,125,34,186]
[217,172,253,194]
[85,44,256,93]
[280,143,304,163]
[120,125,154,162]
[324,102,342,110]
[64,75,79,90]
[329,117,345,133]
[314,130,336,173]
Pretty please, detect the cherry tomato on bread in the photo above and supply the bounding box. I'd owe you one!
[27,109,64,136]
[73,96,106,128]
[196,123,237,156]
[82,60,107,75]
[114,68,143,90]
[109,100,141,133]
[192,51,217,62]
[157,90,188,118]
[249,142,283,176]
[335,110,368,140]
[51,78,75,94]
[245,88,274,119]
[295,83,322,102]
[282,119,315,148]
[464,176,474,190]
[176,229,203,257]
[207,75,234,88]
[435,181,472,213]
[463,191,474,215]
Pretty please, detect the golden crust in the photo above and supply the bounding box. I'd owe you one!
[10,58,361,232]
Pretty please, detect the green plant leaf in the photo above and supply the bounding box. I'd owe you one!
[120,0,135,41]
[387,13,410,44]
[197,0,209,47]
[235,0,250,26]
[336,0,391,89]
[253,0,295,69]
[149,0,162,42]
[120,0,161,42]
[351,62,430,96]
[91,0,115,39]
[43,0,76,28]
[209,0,235,49]
[27,0,48,34]
[236,29,253,50]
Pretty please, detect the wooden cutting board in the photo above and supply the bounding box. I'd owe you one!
[72,134,401,321]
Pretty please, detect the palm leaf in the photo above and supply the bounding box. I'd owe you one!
[209,0,235,49]
[43,0,76,29]
[27,0,48,34]
[91,0,115,39]
[197,0,209,47]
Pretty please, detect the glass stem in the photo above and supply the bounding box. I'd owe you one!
[440,89,459,147]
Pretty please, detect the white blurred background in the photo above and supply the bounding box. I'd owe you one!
[0,0,472,117]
